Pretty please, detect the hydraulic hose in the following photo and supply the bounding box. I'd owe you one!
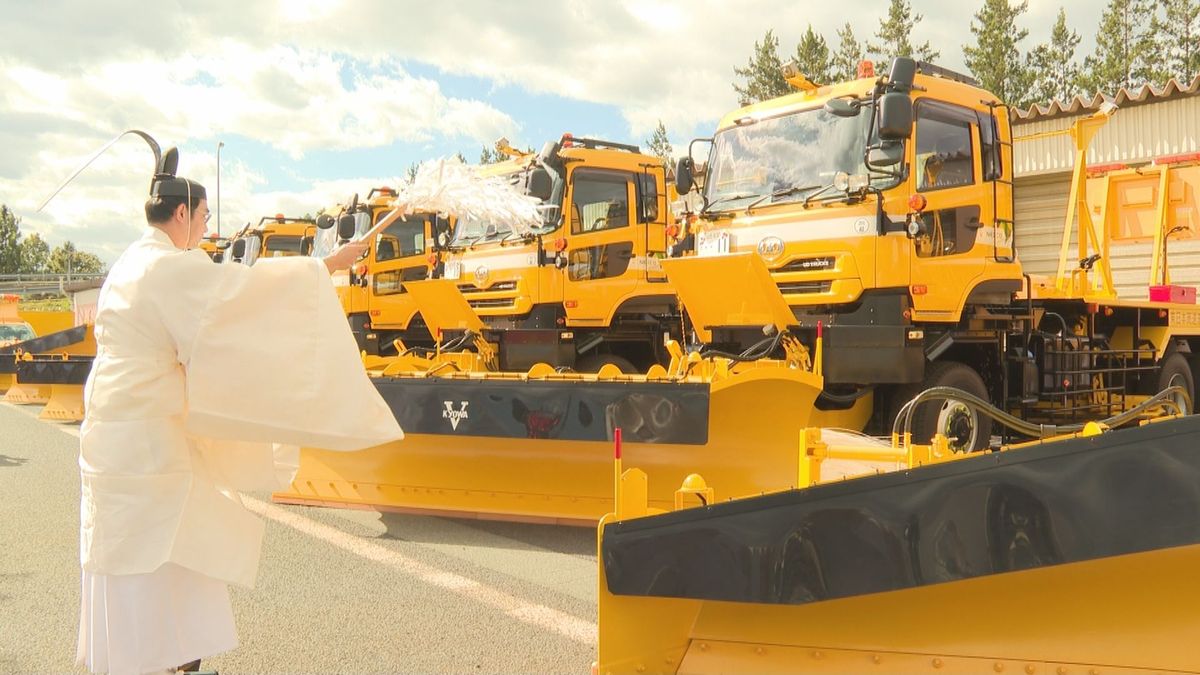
[699,330,784,363]
[890,385,1191,442]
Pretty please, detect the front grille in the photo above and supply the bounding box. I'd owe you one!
[459,281,518,294]
[777,256,836,273]
[777,281,832,295]
[468,298,516,309]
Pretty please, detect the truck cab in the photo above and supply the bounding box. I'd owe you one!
[679,59,1022,387]
[226,214,318,266]
[439,136,676,371]
[342,187,452,354]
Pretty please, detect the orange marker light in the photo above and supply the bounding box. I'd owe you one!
[857,60,875,79]
[275,213,286,222]
[911,284,928,295]
[666,224,681,239]
[908,194,927,212]
[426,253,438,266]
[554,237,568,252]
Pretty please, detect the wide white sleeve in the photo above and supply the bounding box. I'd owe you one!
[154,252,403,452]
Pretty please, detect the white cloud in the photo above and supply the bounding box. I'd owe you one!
[2,0,1115,263]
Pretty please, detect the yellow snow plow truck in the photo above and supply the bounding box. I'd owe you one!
[277,57,1200,525]
[374,135,679,373]
[225,214,317,265]
[321,187,453,353]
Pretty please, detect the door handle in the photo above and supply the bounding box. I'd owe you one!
[966,218,985,229]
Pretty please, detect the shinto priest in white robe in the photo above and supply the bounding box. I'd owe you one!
[77,226,403,673]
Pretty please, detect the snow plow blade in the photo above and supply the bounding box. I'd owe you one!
[17,356,93,422]
[2,325,95,403]
[275,253,842,523]
[596,415,1200,673]
[274,365,853,524]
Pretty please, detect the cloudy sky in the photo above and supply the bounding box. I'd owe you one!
[2,0,1102,262]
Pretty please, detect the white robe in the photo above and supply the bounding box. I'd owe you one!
[78,227,403,673]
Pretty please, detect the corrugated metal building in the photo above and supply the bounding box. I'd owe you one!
[1013,77,1200,298]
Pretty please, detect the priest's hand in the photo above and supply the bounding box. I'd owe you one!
[323,241,369,273]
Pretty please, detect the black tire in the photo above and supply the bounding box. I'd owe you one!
[896,360,993,453]
[577,353,638,374]
[1156,352,1194,415]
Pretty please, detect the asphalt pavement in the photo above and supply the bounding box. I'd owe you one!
[0,402,598,673]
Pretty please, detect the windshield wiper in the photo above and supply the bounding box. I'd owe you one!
[448,234,484,251]
[744,184,822,213]
[701,192,759,215]
[499,230,529,245]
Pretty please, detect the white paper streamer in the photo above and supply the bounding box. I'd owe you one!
[386,157,544,235]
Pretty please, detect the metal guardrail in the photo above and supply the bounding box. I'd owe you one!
[0,273,106,296]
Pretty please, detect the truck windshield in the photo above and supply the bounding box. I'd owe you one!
[449,165,562,246]
[0,323,35,342]
[263,234,304,257]
[704,106,891,212]
[376,215,426,261]
[451,216,513,246]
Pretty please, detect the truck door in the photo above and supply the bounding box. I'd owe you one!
[562,168,640,323]
[368,213,429,329]
[908,99,988,315]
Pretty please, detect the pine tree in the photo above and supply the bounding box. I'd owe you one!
[962,0,1032,107]
[480,145,502,164]
[732,29,790,105]
[645,120,673,168]
[18,233,50,274]
[1150,0,1200,83]
[454,151,468,164]
[1080,0,1155,95]
[1026,8,1083,106]
[868,0,940,65]
[831,23,866,81]
[0,205,20,274]
[793,25,832,84]
[405,161,421,183]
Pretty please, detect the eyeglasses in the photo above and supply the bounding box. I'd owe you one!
[203,211,212,224]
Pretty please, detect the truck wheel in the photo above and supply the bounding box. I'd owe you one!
[577,354,638,374]
[901,361,992,453]
[1156,353,1194,415]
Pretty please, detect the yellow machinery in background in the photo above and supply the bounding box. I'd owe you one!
[224,214,317,265]
[325,187,454,353]
[197,234,231,262]
[278,57,1200,524]
[595,395,1200,673]
[1,324,95,417]
[2,294,81,397]
[412,136,678,374]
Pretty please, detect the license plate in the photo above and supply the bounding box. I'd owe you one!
[444,261,462,280]
[697,230,731,257]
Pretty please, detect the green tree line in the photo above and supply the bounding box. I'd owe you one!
[732,0,1200,110]
[0,205,105,275]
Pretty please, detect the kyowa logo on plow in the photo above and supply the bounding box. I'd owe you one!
[442,401,470,430]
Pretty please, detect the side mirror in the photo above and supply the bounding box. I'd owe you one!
[867,142,905,168]
[824,98,861,118]
[337,213,357,241]
[346,192,359,213]
[888,57,917,91]
[316,213,335,230]
[637,173,659,223]
[527,167,553,201]
[877,92,913,140]
[231,239,246,259]
[675,157,695,194]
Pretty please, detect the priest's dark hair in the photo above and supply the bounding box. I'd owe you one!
[145,194,203,225]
